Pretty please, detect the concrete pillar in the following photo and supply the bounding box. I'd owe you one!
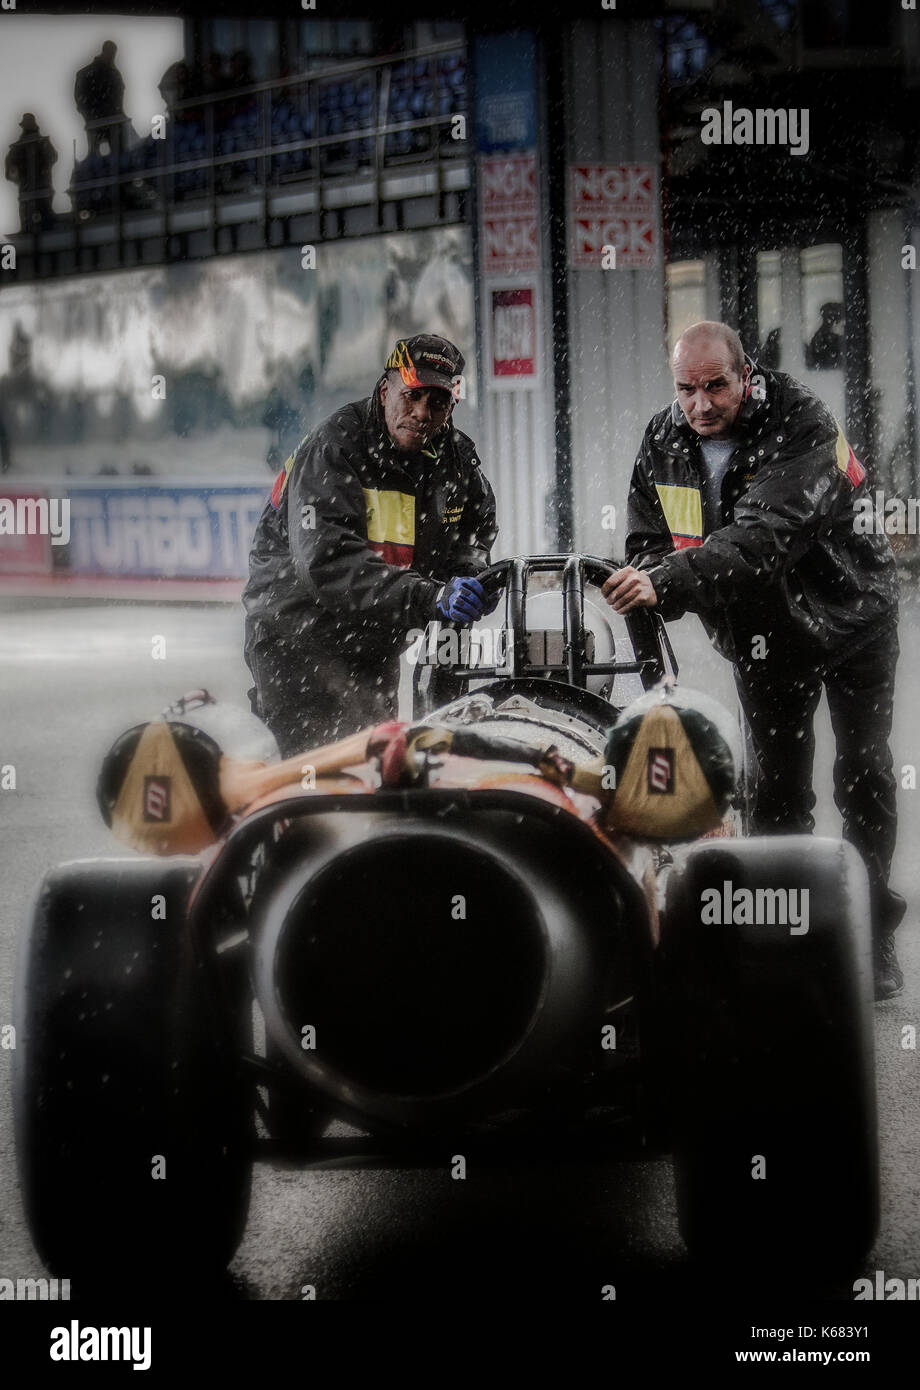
[867,209,914,494]
[470,31,555,561]
[559,18,670,563]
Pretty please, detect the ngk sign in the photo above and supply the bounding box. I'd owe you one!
[568,163,659,268]
[571,164,653,207]
[479,151,539,275]
[481,217,539,274]
[480,153,537,214]
[573,216,656,265]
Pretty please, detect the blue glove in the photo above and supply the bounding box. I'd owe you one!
[436,575,488,623]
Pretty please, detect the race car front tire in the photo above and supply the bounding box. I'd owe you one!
[12,857,253,1286]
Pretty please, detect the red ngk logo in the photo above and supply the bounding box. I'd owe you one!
[575,218,655,258]
[481,154,537,212]
[482,218,538,272]
[571,165,653,206]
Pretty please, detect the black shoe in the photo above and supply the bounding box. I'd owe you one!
[874,932,904,1001]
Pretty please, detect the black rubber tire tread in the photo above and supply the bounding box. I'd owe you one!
[659,835,878,1278]
[13,857,253,1284]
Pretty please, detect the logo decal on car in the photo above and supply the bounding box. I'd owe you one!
[143,776,171,821]
[647,748,674,794]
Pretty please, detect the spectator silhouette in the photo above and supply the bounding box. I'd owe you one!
[262,381,304,468]
[228,49,255,90]
[758,326,782,370]
[200,52,227,97]
[158,61,195,124]
[9,320,31,379]
[0,399,11,473]
[806,302,844,370]
[191,52,227,134]
[74,41,127,156]
[223,50,258,121]
[5,113,57,231]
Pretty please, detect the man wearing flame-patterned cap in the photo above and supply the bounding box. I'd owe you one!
[244,334,498,754]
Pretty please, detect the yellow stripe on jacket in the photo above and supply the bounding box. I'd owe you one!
[655,483,703,549]
[363,487,416,568]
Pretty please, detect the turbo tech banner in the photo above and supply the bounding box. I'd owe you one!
[65,484,268,579]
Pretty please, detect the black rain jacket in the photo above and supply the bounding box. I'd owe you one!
[243,385,497,666]
[626,363,899,669]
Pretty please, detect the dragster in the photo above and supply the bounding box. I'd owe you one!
[12,555,879,1285]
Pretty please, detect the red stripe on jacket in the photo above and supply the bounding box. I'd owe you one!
[369,540,415,568]
[846,446,866,487]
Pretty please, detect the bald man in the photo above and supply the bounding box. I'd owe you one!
[603,321,903,999]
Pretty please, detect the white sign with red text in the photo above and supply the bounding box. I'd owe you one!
[485,282,541,389]
[568,163,659,269]
[479,152,539,276]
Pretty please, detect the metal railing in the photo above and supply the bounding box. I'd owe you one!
[11,42,469,266]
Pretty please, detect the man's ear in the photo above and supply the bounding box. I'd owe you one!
[741,362,752,389]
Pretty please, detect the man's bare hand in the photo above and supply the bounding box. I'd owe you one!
[601,566,658,613]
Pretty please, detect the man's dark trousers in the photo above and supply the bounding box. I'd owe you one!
[733,623,904,937]
[246,638,402,756]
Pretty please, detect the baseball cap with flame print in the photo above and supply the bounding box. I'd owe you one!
[384,334,465,401]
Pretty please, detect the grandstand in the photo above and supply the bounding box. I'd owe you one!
[15,39,470,279]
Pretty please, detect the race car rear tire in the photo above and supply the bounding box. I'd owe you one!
[12,858,253,1285]
[660,836,878,1278]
